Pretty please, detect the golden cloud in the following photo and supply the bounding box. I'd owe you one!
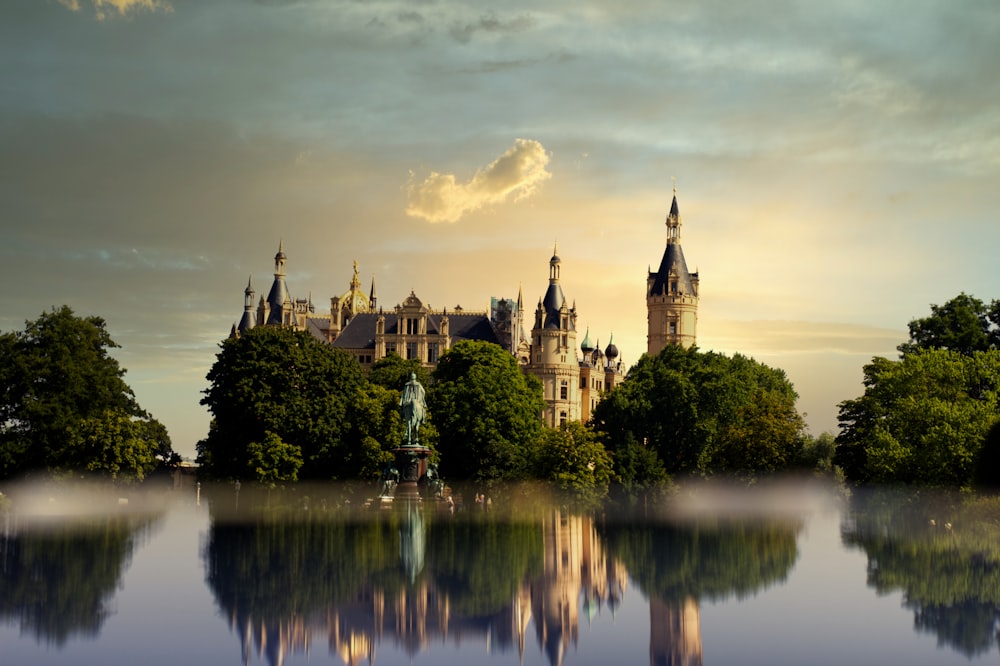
[58,0,172,20]
[406,138,552,223]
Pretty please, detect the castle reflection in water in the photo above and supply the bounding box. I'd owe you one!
[220,509,705,666]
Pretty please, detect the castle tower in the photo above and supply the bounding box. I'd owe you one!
[263,240,293,326]
[234,275,256,337]
[647,188,699,355]
[526,245,580,427]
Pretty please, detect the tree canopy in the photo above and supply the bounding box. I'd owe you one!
[0,306,172,480]
[197,325,394,481]
[592,346,805,480]
[429,340,545,482]
[531,421,614,505]
[899,292,1000,356]
[835,349,1000,487]
[368,353,431,392]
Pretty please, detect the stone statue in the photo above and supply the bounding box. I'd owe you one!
[399,372,426,447]
[379,464,399,498]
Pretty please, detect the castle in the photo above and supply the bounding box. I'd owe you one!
[231,189,698,426]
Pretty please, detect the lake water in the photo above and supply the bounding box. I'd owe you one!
[1,478,998,666]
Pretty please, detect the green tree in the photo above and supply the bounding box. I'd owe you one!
[795,431,837,473]
[608,433,671,496]
[531,421,613,504]
[899,293,1000,356]
[140,418,180,467]
[368,353,431,391]
[429,340,545,482]
[246,431,304,484]
[0,306,171,480]
[197,326,368,481]
[835,349,1000,486]
[342,383,410,479]
[66,409,158,480]
[592,346,804,479]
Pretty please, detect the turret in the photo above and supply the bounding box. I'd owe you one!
[236,275,256,336]
[265,240,291,326]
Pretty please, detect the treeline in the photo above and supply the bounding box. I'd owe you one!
[195,326,808,500]
[6,292,999,491]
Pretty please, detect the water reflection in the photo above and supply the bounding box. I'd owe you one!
[2,481,998,664]
[600,505,802,666]
[0,485,161,646]
[201,484,806,666]
[842,489,1000,658]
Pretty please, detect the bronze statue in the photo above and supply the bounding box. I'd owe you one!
[399,372,426,447]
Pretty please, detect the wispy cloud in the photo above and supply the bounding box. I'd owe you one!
[58,0,172,20]
[406,138,552,223]
[449,11,536,44]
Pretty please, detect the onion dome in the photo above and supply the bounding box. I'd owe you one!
[605,334,619,360]
[581,327,594,353]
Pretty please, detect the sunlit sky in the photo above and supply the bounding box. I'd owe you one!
[3,0,999,459]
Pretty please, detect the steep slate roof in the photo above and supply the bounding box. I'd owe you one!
[541,247,573,330]
[331,312,501,351]
[649,242,695,296]
[648,193,696,296]
[541,282,567,329]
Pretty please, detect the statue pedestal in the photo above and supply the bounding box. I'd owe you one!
[391,446,432,499]
[392,445,432,482]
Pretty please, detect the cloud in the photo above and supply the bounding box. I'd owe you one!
[58,0,172,20]
[449,12,536,44]
[702,320,904,357]
[405,139,552,224]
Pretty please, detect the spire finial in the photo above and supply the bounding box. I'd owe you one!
[671,175,677,196]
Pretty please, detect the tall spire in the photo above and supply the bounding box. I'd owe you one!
[666,182,682,244]
[369,274,378,309]
[274,239,287,276]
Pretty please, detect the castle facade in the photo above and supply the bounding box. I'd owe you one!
[230,190,698,426]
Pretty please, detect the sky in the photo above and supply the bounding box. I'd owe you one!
[2,0,999,459]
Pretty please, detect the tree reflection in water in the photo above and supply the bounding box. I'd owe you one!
[0,486,160,646]
[842,489,1000,658]
[201,483,807,666]
[599,504,802,666]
